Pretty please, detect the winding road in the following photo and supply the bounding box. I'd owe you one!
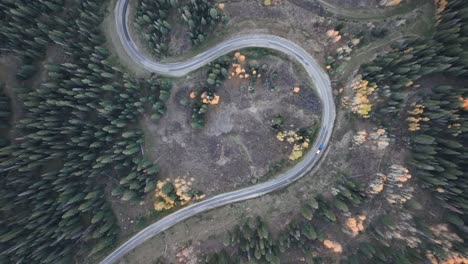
[101,0,336,263]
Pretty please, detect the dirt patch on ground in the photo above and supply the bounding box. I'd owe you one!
[166,13,193,56]
[114,98,390,263]
[102,52,321,239]
[114,98,420,263]
[144,54,321,196]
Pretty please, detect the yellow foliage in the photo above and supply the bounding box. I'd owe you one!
[153,201,171,211]
[230,53,253,80]
[445,255,468,263]
[404,47,414,54]
[351,38,361,46]
[276,130,311,160]
[459,97,468,110]
[427,224,466,264]
[289,144,304,161]
[323,239,343,253]
[382,165,414,205]
[353,130,367,145]
[435,0,447,13]
[350,79,377,118]
[369,173,386,194]
[405,81,414,87]
[407,104,428,131]
[408,122,421,131]
[326,29,339,38]
[346,215,366,236]
[276,132,285,141]
[154,177,204,211]
[430,254,468,264]
[383,0,401,6]
[156,181,165,189]
[202,95,220,105]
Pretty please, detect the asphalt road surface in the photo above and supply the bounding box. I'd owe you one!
[101,0,336,263]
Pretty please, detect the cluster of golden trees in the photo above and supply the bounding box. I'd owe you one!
[349,79,377,118]
[276,130,310,160]
[154,177,205,211]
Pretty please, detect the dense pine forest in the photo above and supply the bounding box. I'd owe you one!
[361,0,468,239]
[135,0,225,56]
[0,0,169,262]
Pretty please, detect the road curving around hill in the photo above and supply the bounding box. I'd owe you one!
[101,0,336,263]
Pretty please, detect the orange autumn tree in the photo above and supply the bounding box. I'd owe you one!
[323,239,343,253]
[346,215,367,236]
[459,96,468,110]
[229,51,261,80]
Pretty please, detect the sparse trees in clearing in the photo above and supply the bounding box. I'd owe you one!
[153,177,204,211]
[207,133,463,264]
[271,114,285,130]
[219,217,281,263]
[135,0,226,56]
[134,0,173,57]
[182,0,226,46]
[186,56,230,128]
[206,179,366,263]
